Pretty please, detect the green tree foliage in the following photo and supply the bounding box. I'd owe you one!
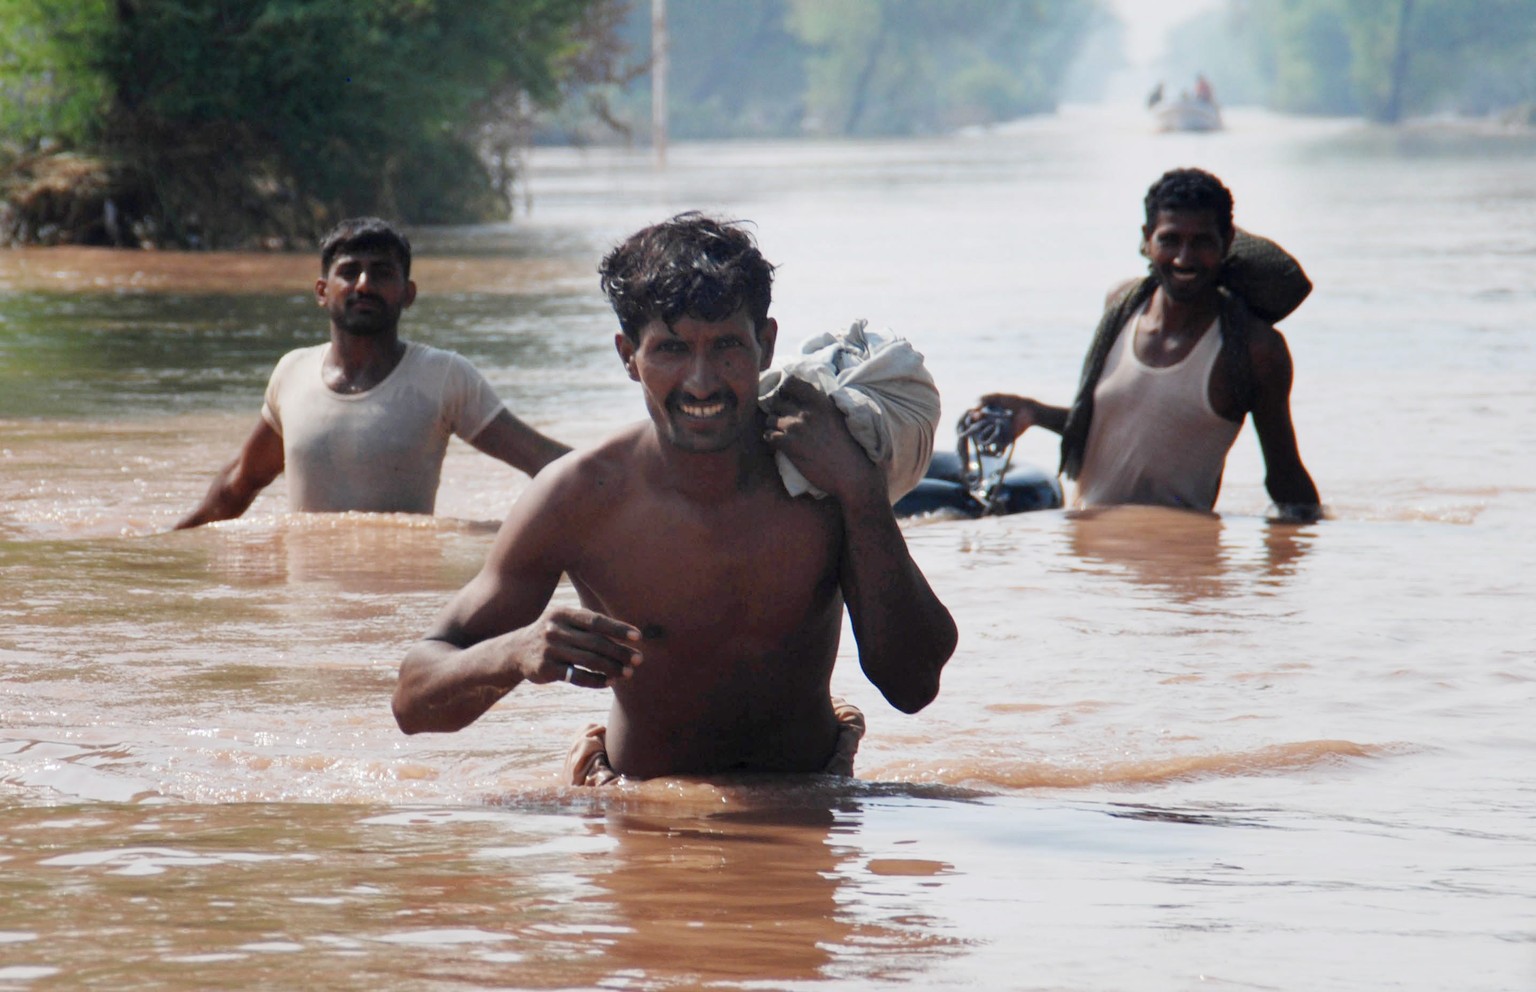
[2,0,618,246]
[0,1,112,146]
[1194,0,1536,121]
[1169,1,1356,111]
[1384,0,1536,115]
[566,0,1101,141]
[787,0,1100,135]
[646,0,807,138]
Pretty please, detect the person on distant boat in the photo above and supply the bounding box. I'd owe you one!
[962,168,1322,522]
[391,212,957,783]
[1194,73,1215,105]
[1147,81,1164,108]
[175,217,568,529]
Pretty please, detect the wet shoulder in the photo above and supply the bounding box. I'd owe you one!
[273,342,326,374]
[1245,320,1295,382]
[525,423,646,512]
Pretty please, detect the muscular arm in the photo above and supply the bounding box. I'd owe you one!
[835,485,959,712]
[392,466,640,734]
[1247,327,1322,521]
[765,378,957,713]
[467,409,571,477]
[173,418,285,529]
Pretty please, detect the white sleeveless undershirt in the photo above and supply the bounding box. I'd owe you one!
[1073,308,1242,512]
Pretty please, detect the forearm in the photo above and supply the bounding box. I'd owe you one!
[174,466,262,529]
[393,634,522,734]
[975,394,1068,438]
[1256,422,1320,518]
[764,379,957,709]
[1249,331,1319,522]
[837,490,958,713]
[471,411,572,477]
[1026,399,1069,436]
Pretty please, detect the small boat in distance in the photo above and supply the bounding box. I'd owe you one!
[1154,96,1223,132]
[1148,73,1223,133]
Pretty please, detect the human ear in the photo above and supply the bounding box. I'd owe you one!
[615,332,639,381]
[756,317,778,371]
[315,278,328,306]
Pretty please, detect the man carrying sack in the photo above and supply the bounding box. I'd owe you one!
[962,167,1323,522]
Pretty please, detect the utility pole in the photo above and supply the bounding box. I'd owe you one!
[1383,0,1415,124]
[652,0,668,168]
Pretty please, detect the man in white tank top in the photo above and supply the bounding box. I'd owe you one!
[175,218,568,528]
[964,169,1321,522]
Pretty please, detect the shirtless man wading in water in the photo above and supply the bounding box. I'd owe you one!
[392,213,958,782]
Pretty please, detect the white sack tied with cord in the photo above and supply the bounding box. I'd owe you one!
[757,320,940,503]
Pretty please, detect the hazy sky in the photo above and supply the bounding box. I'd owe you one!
[1110,0,1222,66]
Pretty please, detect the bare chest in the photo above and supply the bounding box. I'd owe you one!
[568,490,842,651]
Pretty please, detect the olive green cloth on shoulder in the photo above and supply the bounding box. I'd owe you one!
[1222,228,1312,324]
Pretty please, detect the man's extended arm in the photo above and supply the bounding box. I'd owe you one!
[392,467,640,734]
[467,409,571,477]
[961,278,1142,446]
[174,419,285,529]
[764,377,957,713]
[971,394,1069,439]
[1247,327,1322,521]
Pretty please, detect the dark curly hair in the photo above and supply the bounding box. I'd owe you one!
[599,212,776,342]
[319,217,412,279]
[1144,168,1234,241]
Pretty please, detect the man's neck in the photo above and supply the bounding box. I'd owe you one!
[323,329,407,394]
[1147,287,1220,339]
[646,427,776,505]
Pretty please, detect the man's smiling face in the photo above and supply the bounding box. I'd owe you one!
[617,309,777,454]
[1142,208,1229,305]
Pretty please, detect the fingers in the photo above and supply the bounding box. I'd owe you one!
[535,607,643,688]
[766,375,838,422]
[956,417,992,438]
[959,394,1010,431]
[770,373,821,407]
[761,409,805,446]
[563,607,642,644]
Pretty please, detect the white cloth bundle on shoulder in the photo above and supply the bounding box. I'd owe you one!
[757,319,940,503]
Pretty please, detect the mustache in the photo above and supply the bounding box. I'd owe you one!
[667,391,733,408]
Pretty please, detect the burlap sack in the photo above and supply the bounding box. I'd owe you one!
[1222,228,1312,323]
